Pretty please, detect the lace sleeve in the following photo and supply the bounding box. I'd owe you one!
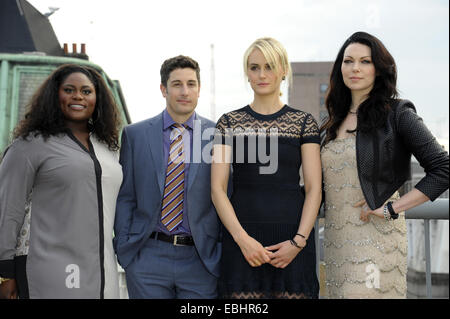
[300,114,320,145]
[214,113,233,146]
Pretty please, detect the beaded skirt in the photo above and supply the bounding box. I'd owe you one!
[321,136,407,298]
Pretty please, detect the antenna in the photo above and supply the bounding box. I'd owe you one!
[210,43,216,121]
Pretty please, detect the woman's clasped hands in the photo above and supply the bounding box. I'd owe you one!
[237,233,305,269]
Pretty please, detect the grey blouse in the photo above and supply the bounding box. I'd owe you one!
[0,133,122,298]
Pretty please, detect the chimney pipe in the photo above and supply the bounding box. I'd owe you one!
[72,43,77,53]
[81,43,86,54]
[63,43,68,54]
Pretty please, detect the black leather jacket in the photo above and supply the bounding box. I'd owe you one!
[325,99,449,210]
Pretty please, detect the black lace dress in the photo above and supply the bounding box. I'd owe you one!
[214,105,320,299]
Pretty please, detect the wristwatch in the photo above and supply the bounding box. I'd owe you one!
[0,277,12,284]
[386,201,399,220]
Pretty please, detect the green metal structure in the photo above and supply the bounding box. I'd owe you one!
[0,53,131,153]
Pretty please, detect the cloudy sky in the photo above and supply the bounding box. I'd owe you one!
[29,0,449,138]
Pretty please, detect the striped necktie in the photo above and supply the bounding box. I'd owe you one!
[161,124,185,232]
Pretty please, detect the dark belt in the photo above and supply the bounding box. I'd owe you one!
[150,232,194,246]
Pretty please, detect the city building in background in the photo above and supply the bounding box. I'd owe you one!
[0,0,131,154]
[288,61,333,124]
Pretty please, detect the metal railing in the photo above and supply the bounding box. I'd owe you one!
[314,198,449,299]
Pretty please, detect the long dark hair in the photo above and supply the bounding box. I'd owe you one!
[13,64,121,151]
[321,31,398,145]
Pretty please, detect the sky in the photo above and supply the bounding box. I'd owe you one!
[28,0,449,139]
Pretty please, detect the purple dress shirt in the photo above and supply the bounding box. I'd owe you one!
[155,109,195,236]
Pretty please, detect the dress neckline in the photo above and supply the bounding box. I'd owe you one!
[333,135,356,142]
[245,104,289,120]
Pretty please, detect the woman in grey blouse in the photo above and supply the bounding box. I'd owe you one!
[0,64,123,299]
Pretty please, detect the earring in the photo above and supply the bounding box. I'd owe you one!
[282,76,286,80]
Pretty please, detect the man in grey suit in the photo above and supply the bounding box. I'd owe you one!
[113,55,221,298]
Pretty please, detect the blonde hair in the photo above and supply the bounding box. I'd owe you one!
[243,37,292,87]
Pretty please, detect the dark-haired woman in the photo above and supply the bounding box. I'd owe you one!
[0,64,123,299]
[321,32,449,298]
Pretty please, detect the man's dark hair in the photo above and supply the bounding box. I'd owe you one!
[160,55,200,87]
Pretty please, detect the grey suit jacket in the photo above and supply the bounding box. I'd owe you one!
[113,112,221,277]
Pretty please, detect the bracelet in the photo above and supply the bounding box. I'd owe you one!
[383,204,391,221]
[295,233,307,240]
[290,239,304,249]
[0,277,12,284]
[386,201,399,220]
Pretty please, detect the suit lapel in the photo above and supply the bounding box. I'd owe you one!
[146,113,165,196]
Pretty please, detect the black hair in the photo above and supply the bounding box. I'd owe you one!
[160,55,200,88]
[321,31,398,145]
[14,64,122,151]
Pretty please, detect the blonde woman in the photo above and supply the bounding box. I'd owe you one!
[211,38,322,299]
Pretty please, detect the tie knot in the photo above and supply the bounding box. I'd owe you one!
[172,123,186,130]
[171,124,185,141]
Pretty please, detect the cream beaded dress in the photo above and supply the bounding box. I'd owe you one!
[321,135,407,298]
